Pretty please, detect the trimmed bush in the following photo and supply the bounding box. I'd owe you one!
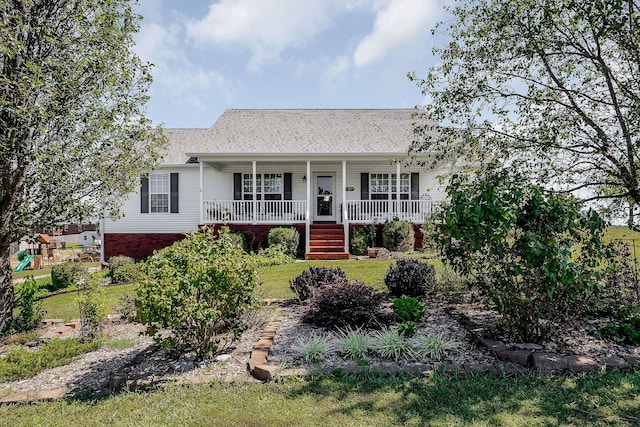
[350,227,368,255]
[268,227,300,257]
[385,259,436,297]
[50,262,88,292]
[108,255,135,271]
[110,263,144,284]
[253,244,295,267]
[229,231,248,251]
[382,220,415,252]
[289,266,347,302]
[136,228,258,359]
[303,277,383,329]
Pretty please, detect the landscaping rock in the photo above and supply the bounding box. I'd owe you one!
[530,353,568,373]
[375,248,391,260]
[565,355,599,373]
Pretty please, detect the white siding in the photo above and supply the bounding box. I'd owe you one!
[104,166,201,233]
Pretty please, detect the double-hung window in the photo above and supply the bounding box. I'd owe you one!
[370,173,410,200]
[150,173,170,212]
[242,173,283,200]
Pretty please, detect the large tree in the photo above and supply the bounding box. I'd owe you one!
[410,0,640,220]
[0,1,166,329]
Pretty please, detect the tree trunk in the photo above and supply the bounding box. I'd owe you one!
[0,242,14,332]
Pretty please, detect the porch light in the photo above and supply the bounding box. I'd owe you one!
[302,175,307,182]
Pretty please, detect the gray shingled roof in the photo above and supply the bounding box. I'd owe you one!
[162,109,434,164]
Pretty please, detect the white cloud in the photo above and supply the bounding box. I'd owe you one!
[186,0,346,71]
[353,0,438,67]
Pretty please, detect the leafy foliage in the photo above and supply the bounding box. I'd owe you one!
[382,221,415,252]
[253,244,295,267]
[289,266,347,302]
[76,277,108,342]
[110,263,145,285]
[0,0,166,330]
[108,256,135,272]
[267,227,300,257]
[136,228,258,359]
[114,293,138,323]
[51,263,88,292]
[303,277,383,329]
[392,296,427,336]
[350,227,368,255]
[384,259,436,298]
[597,316,640,345]
[433,170,608,342]
[2,277,43,335]
[596,240,639,318]
[0,338,101,382]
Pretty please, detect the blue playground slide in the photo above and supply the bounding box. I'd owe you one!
[14,254,35,272]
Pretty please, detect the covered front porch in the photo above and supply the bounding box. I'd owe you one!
[195,156,444,259]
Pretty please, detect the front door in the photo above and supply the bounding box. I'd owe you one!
[314,174,335,221]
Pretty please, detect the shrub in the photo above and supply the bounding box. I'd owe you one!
[2,277,43,335]
[268,227,300,257]
[350,227,368,255]
[382,220,415,251]
[432,169,608,342]
[50,262,88,292]
[596,240,639,318]
[108,255,135,272]
[253,244,295,267]
[289,266,347,302]
[136,227,258,359]
[115,293,138,323]
[303,277,383,329]
[76,277,108,342]
[110,263,144,284]
[385,259,436,298]
[597,316,640,345]
[229,231,248,251]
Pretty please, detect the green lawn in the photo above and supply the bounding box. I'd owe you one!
[12,262,101,280]
[41,283,136,321]
[2,370,639,426]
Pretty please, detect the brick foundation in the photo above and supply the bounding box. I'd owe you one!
[104,233,185,261]
[209,223,306,253]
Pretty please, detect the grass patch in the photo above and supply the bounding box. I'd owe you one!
[1,370,639,425]
[256,260,392,299]
[41,283,137,321]
[12,262,101,280]
[0,331,40,346]
[0,338,101,382]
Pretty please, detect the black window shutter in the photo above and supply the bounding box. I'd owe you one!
[170,173,179,213]
[411,173,419,200]
[284,173,292,200]
[360,173,369,200]
[233,173,242,200]
[140,176,149,213]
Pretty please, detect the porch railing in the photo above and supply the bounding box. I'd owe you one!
[202,200,307,224]
[344,200,439,223]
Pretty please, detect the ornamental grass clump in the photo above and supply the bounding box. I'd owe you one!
[410,333,461,361]
[295,334,337,364]
[370,327,413,362]
[334,326,372,360]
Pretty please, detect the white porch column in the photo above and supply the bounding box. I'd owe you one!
[306,160,311,254]
[343,160,348,253]
[396,161,401,216]
[252,161,257,223]
[199,160,204,224]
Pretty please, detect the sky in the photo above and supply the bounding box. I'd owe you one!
[133,0,450,129]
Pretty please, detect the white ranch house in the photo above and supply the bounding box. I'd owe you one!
[102,109,452,261]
